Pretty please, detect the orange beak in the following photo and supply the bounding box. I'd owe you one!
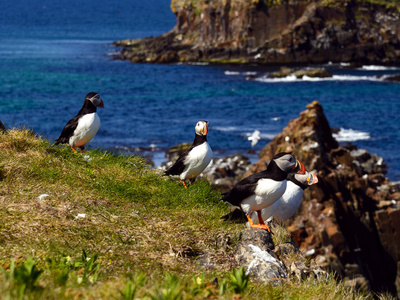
[98,99,104,108]
[310,173,318,184]
[202,123,208,136]
[293,160,306,174]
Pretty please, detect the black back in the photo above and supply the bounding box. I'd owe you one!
[221,157,289,206]
[55,93,98,145]
[164,134,207,176]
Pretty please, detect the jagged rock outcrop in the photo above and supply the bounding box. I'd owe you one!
[114,0,400,65]
[0,120,6,132]
[248,101,400,296]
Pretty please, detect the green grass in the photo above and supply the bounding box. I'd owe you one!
[0,129,390,299]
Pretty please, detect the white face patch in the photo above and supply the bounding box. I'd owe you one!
[194,121,208,136]
[274,154,296,172]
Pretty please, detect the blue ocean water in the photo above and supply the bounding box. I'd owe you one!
[1,0,400,181]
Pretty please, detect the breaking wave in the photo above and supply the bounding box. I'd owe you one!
[333,128,371,142]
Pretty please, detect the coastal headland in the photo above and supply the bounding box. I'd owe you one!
[114,0,400,65]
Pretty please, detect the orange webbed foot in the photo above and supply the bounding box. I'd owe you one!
[247,213,272,232]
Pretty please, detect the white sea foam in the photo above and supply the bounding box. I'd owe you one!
[224,71,258,76]
[359,65,400,71]
[259,133,276,140]
[213,126,239,132]
[333,128,371,142]
[254,74,384,83]
[224,71,241,75]
[242,132,276,141]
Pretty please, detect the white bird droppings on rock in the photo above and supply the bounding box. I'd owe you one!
[247,244,286,275]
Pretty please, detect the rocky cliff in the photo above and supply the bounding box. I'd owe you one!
[114,0,400,65]
[247,101,400,296]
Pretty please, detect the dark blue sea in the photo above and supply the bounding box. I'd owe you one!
[1,0,400,181]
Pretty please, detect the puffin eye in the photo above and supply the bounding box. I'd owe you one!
[288,157,293,162]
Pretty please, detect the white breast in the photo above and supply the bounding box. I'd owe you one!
[273,181,303,222]
[241,178,287,215]
[69,113,100,148]
[180,142,212,180]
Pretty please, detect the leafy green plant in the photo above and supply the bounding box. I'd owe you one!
[72,250,101,284]
[2,257,43,298]
[45,256,71,287]
[188,274,219,298]
[227,266,250,294]
[119,273,146,300]
[149,273,183,300]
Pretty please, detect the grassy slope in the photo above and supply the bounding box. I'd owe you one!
[0,129,387,299]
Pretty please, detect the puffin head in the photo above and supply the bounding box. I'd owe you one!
[195,120,209,136]
[86,92,104,108]
[291,170,319,188]
[273,152,306,175]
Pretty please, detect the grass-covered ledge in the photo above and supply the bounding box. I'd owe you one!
[0,129,385,299]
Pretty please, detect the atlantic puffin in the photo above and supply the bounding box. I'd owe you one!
[164,120,212,188]
[55,92,104,152]
[222,152,305,232]
[251,170,318,224]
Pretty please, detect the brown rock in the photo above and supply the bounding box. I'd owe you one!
[247,101,400,295]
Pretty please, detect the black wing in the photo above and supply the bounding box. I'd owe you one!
[164,143,197,176]
[163,152,188,176]
[55,115,80,145]
[221,172,266,207]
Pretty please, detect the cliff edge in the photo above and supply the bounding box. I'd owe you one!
[114,0,400,65]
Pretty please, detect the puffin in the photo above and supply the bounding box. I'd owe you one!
[221,152,305,232]
[164,120,213,188]
[251,170,318,225]
[55,92,104,152]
